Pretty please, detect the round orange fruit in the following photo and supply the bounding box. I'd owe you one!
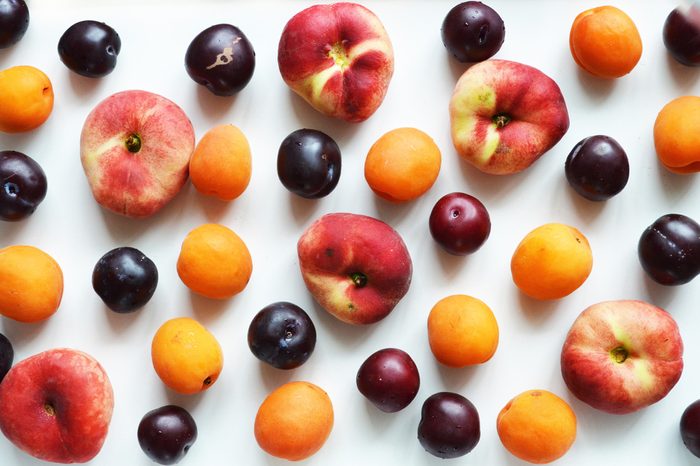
[0,65,54,133]
[654,96,700,174]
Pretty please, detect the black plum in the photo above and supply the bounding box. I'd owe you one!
[356,348,420,413]
[92,247,158,313]
[58,20,121,78]
[138,405,197,465]
[0,0,28,49]
[248,302,316,370]
[429,192,490,255]
[0,150,47,221]
[681,399,700,458]
[185,24,255,96]
[277,129,341,199]
[638,214,700,286]
[441,1,505,63]
[565,135,629,201]
[0,332,13,383]
[663,5,700,67]
[418,392,480,459]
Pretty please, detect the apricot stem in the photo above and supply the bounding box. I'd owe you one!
[492,114,511,128]
[125,134,142,153]
[610,346,628,364]
[350,272,367,288]
[203,376,212,387]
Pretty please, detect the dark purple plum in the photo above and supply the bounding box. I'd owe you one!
[92,247,158,313]
[0,150,47,221]
[418,392,480,459]
[681,399,700,458]
[0,332,13,383]
[565,135,629,201]
[638,214,700,286]
[663,5,700,66]
[441,1,505,63]
[277,129,341,199]
[356,348,420,413]
[185,24,255,96]
[0,0,29,49]
[429,192,490,255]
[248,302,316,370]
[58,20,121,78]
[138,405,197,465]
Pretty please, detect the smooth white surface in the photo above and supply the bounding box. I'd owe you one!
[0,1,699,465]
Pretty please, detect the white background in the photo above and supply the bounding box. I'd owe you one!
[1,0,699,465]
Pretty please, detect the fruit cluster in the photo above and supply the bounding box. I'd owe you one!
[0,1,699,465]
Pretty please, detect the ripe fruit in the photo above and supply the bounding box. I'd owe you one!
[138,405,197,465]
[356,348,420,413]
[365,128,441,202]
[441,1,505,63]
[569,6,642,79]
[638,214,700,286]
[185,24,255,96]
[151,317,223,395]
[0,150,47,221]
[247,302,317,370]
[654,96,700,173]
[0,348,114,463]
[681,399,700,458]
[0,245,63,322]
[663,4,700,66]
[511,223,592,300]
[254,381,333,461]
[0,0,29,49]
[418,392,480,459]
[0,332,13,382]
[429,192,490,255]
[428,295,498,367]
[177,223,252,299]
[0,65,53,133]
[565,135,629,201]
[497,390,576,464]
[92,247,158,313]
[277,129,342,199]
[190,124,252,201]
[58,20,121,78]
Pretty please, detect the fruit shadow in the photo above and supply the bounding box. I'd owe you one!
[0,45,19,65]
[188,293,234,327]
[561,177,606,226]
[446,54,473,82]
[433,242,469,280]
[0,220,30,245]
[666,53,700,90]
[162,386,205,412]
[517,293,561,325]
[435,362,480,391]
[361,398,398,432]
[289,193,321,227]
[456,157,526,203]
[190,190,235,223]
[371,195,418,227]
[67,71,104,98]
[194,85,237,122]
[0,318,49,347]
[286,91,362,142]
[258,361,295,393]
[103,304,149,333]
[654,160,696,203]
[640,270,679,309]
[575,67,617,102]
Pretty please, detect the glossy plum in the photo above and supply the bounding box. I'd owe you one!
[418,392,480,458]
[0,150,47,221]
[638,214,700,286]
[92,247,158,313]
[248,302,316,370]
[0,332,13,383]
[277,129,342,199]
[0,0,29,49]
[681,399,700,458]
[663,5,700,66]
[356,348,420,413]
[185,24,255,96]
[441,1,505,63]
[58,20,121,78]
[429,192,490,255]
[565,135,629,201]
[138,405,197,465]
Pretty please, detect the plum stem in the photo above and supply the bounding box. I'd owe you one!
[610,346,629,364]
[350,272,367,288]
[492,114,511,128]
[125,134,142,153]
